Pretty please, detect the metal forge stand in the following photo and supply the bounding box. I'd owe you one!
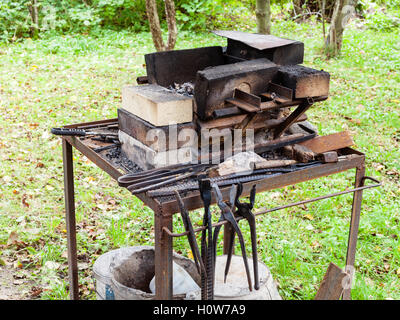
[60,119,380,300]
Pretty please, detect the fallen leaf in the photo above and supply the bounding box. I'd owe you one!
[36,162,44,168]
[387,169,399,176]
[303,214,314,221]
[13,279,25,285]
[78,262,90,270]
[299,203,308,211]
[30,286,43,297]
[45,185,54,191]
[44,261,60,270]
[384,264,390,271]
[310,241,321,249]
[7,231,19,246]
[21,194,30,208]
[2,176,12,183]
[344,116,361,125]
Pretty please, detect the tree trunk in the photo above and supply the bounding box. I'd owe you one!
[28,0,39,39]
[164,0,177,50]
[145,0,165,51]
[325,0,355,57]
[256,0,271,34]
[292,0,303,17]
[145,0,177,52]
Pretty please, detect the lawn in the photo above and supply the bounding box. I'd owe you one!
[0,19,399,300]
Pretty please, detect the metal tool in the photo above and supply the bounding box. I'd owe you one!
[51,127,118,137]
[147,161,323,198]
[212,183,253,291]
[117,163,208,187]
[225,183,259,290]
[174,190,205,275]
[198,178,214,300]
[118,164,213,194]
[93,143,120,153]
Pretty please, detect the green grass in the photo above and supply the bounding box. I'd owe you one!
[0,20,399,300]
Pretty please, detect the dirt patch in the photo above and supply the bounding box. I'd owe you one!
[0,266,30,300]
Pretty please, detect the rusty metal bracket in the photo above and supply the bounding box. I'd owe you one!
[273,100,313,139]
[262,82,294,102]
[226,89,262,113]
[162,176,381,238]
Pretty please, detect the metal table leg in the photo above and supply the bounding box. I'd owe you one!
[154,208,173,299]
[62,139,79,300]
[343,163,366,300]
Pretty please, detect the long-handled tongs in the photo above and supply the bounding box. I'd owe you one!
[199,178,214,300]
[174,190,205,276]
[118,163,212,194]
[51,127,118,137]
[225,183,260,290]
[212,184,253,291]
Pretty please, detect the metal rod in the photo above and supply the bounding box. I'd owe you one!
[62,139,79,300]
[162,177,381,238]
[343,165,367,300]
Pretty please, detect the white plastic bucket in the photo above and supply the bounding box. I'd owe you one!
[109,246,200,300]
[93,247,143,300]
[186,254,282,300]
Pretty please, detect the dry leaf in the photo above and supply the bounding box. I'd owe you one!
[44,261,60,270]
[30,286,43,297]
[78,262,90,270]
[21,194,30,208]
[303,214,314,221]
[13,279,25,285]
[311,241,321,249]
[7,231,19,246]
[36,162,44,168]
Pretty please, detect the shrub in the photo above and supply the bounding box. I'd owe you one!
[0,0,255,42]
[365,10,400,32]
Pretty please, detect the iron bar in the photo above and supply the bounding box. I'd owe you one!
[62,139,79,300]
[343,166,367,300]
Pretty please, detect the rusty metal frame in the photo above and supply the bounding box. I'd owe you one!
[60,119,378,301]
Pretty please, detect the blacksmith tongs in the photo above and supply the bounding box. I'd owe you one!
[225,183,260,290]
[174,190,205,276]
[212,184,253,291]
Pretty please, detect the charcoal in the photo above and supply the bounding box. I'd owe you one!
[167,82,194,97]
[105,146,142,173]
